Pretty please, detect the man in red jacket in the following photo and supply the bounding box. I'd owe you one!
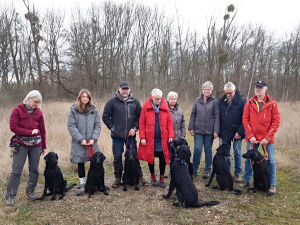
[239,81,280,195]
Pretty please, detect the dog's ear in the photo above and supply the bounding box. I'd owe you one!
[55,153,58,160]
[100,152,106,163]
[44,153,49,161]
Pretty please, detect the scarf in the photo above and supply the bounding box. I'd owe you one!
[151,101,161,113]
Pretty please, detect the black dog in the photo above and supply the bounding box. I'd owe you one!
[242,147,270,194]
[163,139,220,208]
[169,139,193,180]
[38,152,75,200]
[122,138,140,191]
[205,144,241,195]
[85,152,109,198]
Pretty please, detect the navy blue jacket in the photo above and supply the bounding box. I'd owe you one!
[219,90,246,141]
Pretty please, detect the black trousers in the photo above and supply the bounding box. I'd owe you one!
[148,151,166,175]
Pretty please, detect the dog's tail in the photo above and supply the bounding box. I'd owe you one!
[233,189,242,195]
[196,201,220,207]
[66,184,76,192]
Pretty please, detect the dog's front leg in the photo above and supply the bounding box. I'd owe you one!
[37,181,48,200]
[50,179,58,200]
[205,169,215,187]
[101,175,109,195]
[162,180,175,199]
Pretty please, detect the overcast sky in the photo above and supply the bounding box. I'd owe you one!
[1,0,299,37]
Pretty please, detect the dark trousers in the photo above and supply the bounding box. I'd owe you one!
[112,138,143,179]
[6,145,41,197]
[78,163,85,178]
[148,151,166,175]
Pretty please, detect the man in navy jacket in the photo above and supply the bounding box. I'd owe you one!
[219,82,246,182]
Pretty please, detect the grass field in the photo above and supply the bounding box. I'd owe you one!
[0,100,299,225]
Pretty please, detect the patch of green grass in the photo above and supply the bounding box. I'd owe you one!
[13,204,33,224]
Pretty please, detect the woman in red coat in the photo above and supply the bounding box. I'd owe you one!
[138,88,174,188]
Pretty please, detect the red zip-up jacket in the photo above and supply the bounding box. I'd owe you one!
[242,94,280,144]
[10,104,47,149]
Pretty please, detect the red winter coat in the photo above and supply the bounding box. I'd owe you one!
[242,94,280,144]
[10,104,47,149]
[137,97,174,164]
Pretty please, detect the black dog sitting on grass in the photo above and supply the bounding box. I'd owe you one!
[122,138,140,191]
[163,139,220,208]
[85,152,109,198]
[205,144,241,195]
[205,144,232,189]
[38,152,75,200]
[242,147,270,194]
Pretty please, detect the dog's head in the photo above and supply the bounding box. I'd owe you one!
[91,152,106,166]
[169,138,190,163]
[44,152,58,167]
[126,140,138,160]
[176,145,191,163]
[242,149,264,162]
[216,144,230,156]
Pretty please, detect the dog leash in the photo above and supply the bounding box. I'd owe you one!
[249,143,269,166]
[86,141,93,159]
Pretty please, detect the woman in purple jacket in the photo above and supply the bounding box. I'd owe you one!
[6,90,46,206]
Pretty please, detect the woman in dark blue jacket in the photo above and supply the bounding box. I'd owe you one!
[219,82,245,182]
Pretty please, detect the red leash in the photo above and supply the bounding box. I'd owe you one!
[86,141,93,159]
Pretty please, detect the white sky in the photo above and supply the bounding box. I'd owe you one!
[1,0,299,37]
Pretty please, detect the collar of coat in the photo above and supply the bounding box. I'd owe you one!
[196,94,216,103]
[220,90,242,103]
[143,97,169,111]
[115,90,134,102]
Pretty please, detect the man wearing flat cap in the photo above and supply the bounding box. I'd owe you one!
[239,81,280,195]
[103,81,148,187]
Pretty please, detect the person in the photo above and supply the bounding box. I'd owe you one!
[137,88,174,188]
[239,81,280,195]
[167,91,186,140]
[188,81,219,179]
[67,89,101,195]
[219,82,246,182]
[6,90,46,206]
[102,81,148,188]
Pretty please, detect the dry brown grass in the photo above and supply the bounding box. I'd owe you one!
[0,101,299,224]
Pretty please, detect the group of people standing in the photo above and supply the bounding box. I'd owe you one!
[5,79,280,206]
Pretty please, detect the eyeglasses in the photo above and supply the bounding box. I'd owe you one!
[225,92,233,95]
[153,98,162,101]
[32,100,40,104]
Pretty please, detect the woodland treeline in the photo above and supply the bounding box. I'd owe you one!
[0,1,299,103]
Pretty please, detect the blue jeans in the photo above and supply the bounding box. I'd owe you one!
[243,142,276,186]
[192,134,214,174]
[222,138,242,175]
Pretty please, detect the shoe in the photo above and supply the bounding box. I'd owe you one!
[24,190,39,200]
[140,177,149,186]
[238,181,250,188]
[111,178,121,188]
[159,175,166,188]
[234,173,242,182]
[150,174,159,186]
[202,171,210,179]
[5,195,14,206]
[269,185,276,195]
[76,184,85,195]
